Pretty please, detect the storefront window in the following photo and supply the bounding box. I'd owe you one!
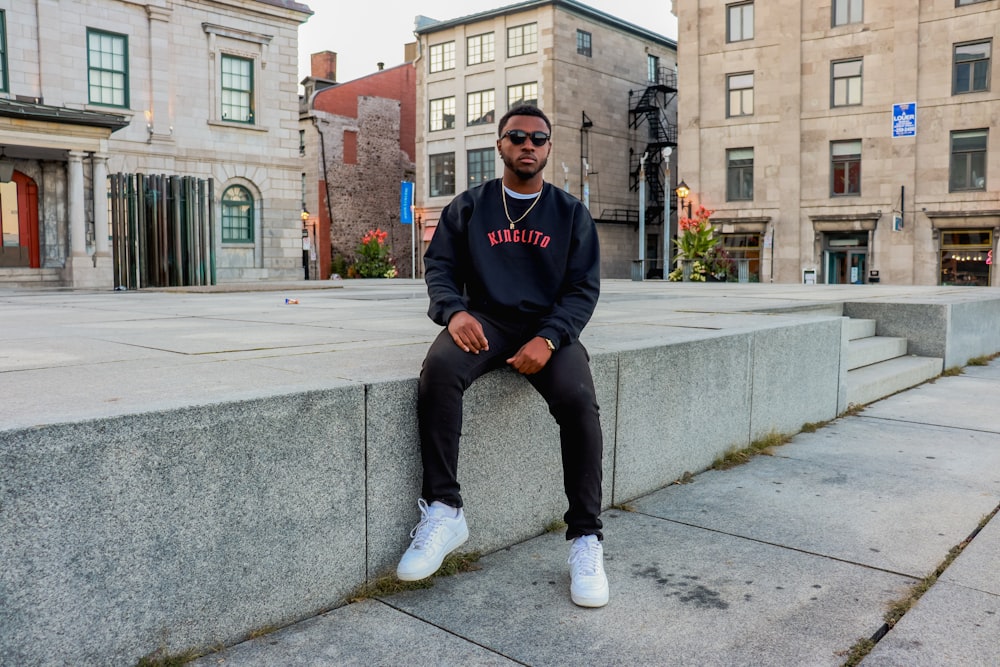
[940,229,992,286]
[721,233,761,281]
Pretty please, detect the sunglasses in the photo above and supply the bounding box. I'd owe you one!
[501,129,550,147]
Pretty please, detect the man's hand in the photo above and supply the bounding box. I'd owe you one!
[448,311,489,353]
[507,336,552,375]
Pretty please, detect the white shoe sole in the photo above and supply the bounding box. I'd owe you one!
[571,588,609,608]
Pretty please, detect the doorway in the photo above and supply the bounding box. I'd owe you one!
[0,172,40,268]
[826,250,867,284]
[823,232,868,284]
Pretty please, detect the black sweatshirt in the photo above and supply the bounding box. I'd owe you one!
[424,179,601,349]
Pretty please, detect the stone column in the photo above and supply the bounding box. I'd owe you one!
[92,153,110,256]
[67,151,87,257]
[65,150,111,288]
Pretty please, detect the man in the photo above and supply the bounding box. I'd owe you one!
[395,105,608,608]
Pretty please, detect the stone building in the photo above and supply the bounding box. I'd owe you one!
[0,0,312,288]
[675,0,999,286]
[413,0,678,279]
[300,51,417,280]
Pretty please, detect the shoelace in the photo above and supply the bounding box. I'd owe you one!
[568,537,603,576]
[409,499,447,551]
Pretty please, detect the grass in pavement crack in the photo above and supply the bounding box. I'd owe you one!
[839,504,1000,667]
[711,430,793,470]
[348,551,482,603]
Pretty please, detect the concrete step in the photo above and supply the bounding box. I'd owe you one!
[846,355,943,407]
[846,317,877,341]
[847,335,908,371]
[0,267,63,287]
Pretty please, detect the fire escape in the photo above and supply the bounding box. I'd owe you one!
[626,67,677,226]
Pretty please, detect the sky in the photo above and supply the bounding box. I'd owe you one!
[298,1,678,85]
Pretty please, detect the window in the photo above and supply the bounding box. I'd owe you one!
[721,233,762,281]
[429,97,456,131]
[577,30,592,57]
[727,73,754,117]
[508,23,537,57]
[467,90,495,126]
[87,29,129,107]
[953,41,991,94]
[940,229,992,286]
[727,2,754,42]
[429,41,455,73]
[833,0,862,26]
[221,185,253,243]
[0,11,8,93]
[950,129,988,191]
[727,148,754,200]
[507,82,538,108]
[468,148,495,188]
[957,0,989,5]
[648,55,660,83]
[430,153,455,197]
[221,54,254,123]
[831,140,862,196]
[832,59,863,107]
[467,33,494,66]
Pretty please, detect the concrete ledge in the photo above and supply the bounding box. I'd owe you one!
[2,321,851,665]
[1,389,366,665]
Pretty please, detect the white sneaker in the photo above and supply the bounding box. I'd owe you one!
[568,535,609,608]
[396,499,469,581]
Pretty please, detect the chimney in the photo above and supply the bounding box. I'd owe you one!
[311,51,337,82]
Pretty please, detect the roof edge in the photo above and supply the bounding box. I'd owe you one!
[414,0,675,48]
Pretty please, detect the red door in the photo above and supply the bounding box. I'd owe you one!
[0,172,39,268]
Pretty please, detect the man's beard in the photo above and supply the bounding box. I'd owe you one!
[502,152,548,180]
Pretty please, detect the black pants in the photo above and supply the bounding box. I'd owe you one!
[417,312,604,540]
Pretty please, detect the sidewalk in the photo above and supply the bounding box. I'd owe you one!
[188,356,1000,666]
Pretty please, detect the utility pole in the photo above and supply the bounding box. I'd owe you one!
[662,147,672,279]
[637,152,648,281]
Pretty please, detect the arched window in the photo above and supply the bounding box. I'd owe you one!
[221,185,253,242]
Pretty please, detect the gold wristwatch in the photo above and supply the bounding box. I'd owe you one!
[543,337,556,352]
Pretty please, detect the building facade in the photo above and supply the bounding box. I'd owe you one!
[0,0,312,288]
[675,0,999,286]
[414,0,678,279]
[301,51,417,280]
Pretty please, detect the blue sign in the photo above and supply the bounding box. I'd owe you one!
[892,103,916,138]
[400,181,414,224]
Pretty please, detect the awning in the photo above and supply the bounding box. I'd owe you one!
[0,98,129,131]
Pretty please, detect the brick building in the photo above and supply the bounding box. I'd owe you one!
[413,0,678,279]
[0,0,312,288]
[300,50,417,280]
[676,0,999,286]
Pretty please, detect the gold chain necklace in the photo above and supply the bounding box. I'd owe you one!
[502,186,542,229]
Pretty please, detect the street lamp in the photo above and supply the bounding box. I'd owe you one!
[675,181,692,218]
[300,209,310,280]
